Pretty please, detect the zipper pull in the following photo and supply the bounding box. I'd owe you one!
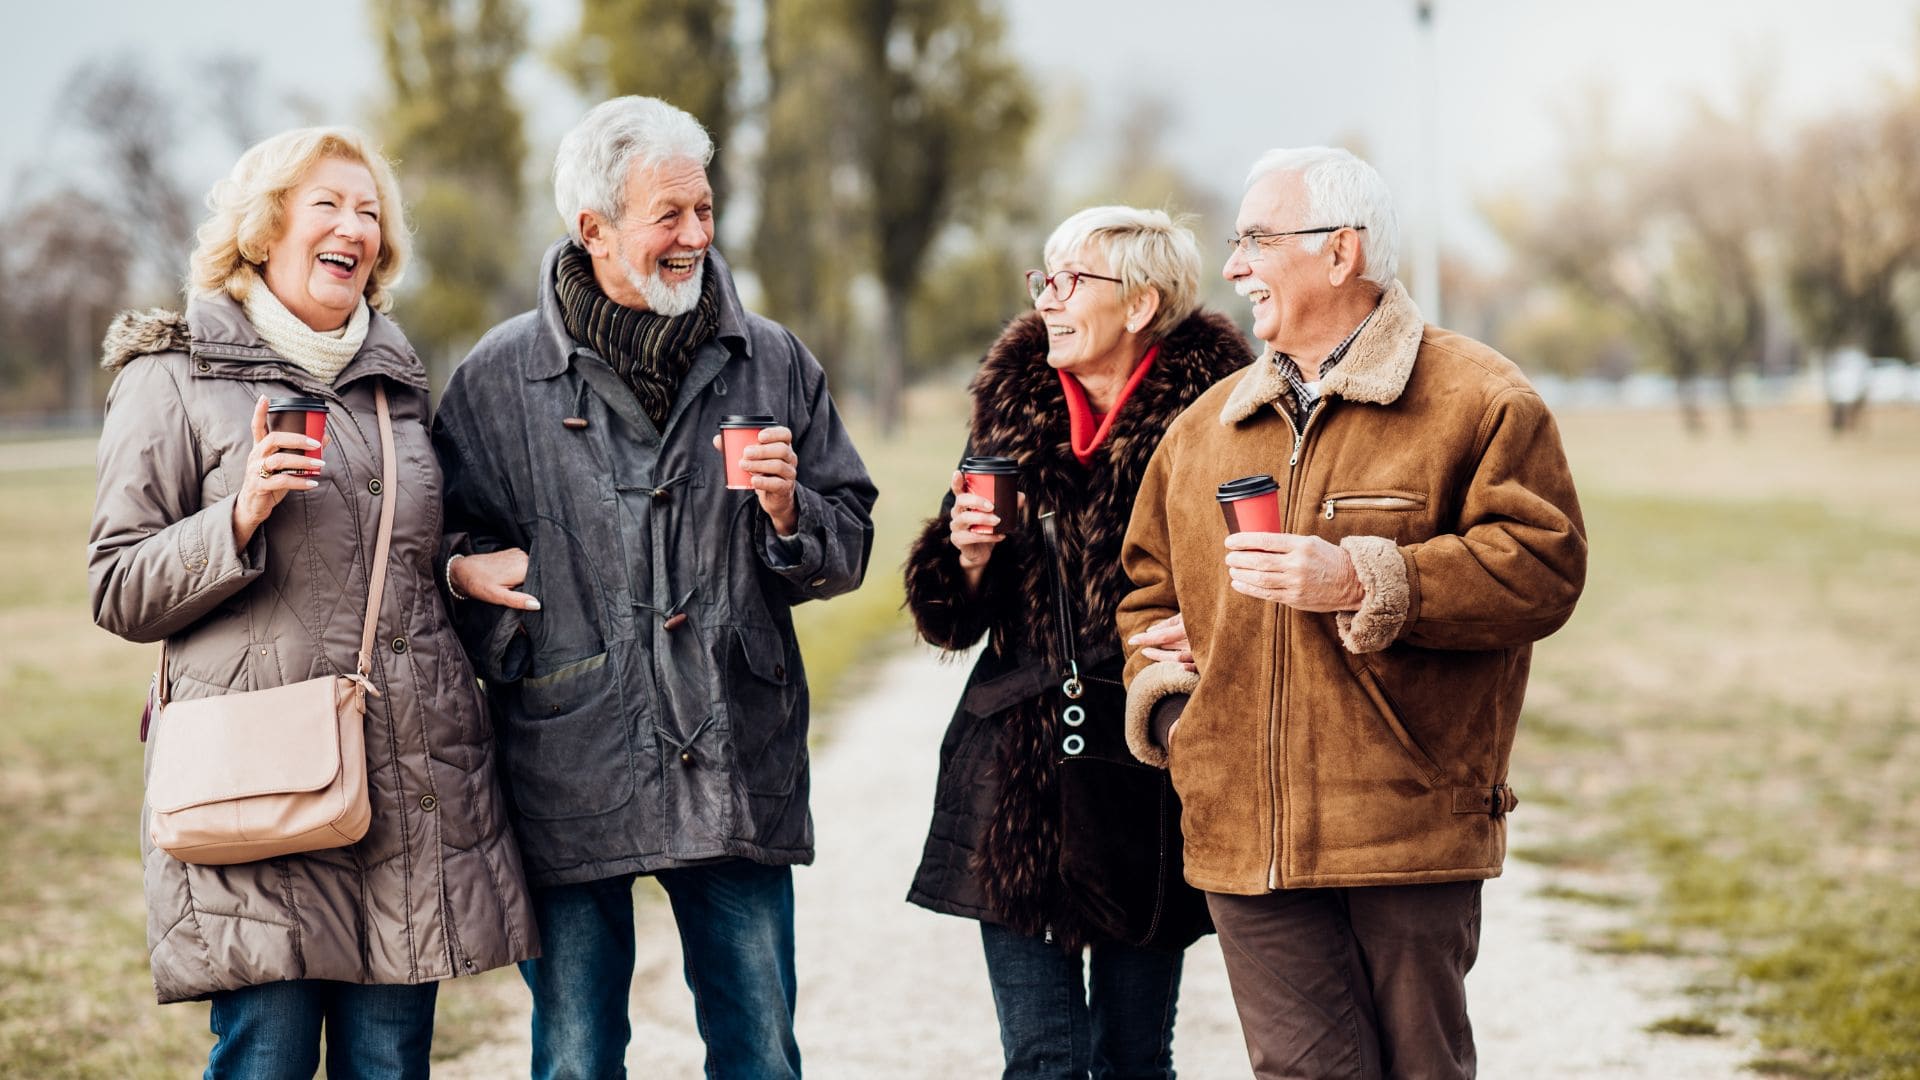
[1323,499,1336,520]
[1289,433,1304,467]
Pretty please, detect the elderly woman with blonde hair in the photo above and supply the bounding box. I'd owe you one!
[89,127,535,1078]
[904,206,1253,1077]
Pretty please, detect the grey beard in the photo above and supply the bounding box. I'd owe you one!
[623,253,705,316]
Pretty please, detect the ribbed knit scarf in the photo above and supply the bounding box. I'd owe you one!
[555,243,720,428]
[241,281,369,384]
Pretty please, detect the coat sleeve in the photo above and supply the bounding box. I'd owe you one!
[89,357,266,643]
[1115,437,1198,766]
[1337,387,1587,653]
[432,362,532,683]
[1116,436,1184,684]
[753,330,877,604]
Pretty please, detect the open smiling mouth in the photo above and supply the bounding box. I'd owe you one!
[317,252,359,277]
[660,253,702,275]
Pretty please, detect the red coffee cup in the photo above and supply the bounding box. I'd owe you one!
[266,396,329,479]
[719,414,778,490]
[1217,475,1282,534]
[959,455,1019,535]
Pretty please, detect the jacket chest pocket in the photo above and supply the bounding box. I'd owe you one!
[1318,489,1429,544]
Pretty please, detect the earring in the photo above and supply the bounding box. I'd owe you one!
[1125,321,1138,333]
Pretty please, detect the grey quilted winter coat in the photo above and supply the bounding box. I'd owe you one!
[89,294,537,1004]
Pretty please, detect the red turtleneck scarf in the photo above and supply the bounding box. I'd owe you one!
[1058,343,1161,465]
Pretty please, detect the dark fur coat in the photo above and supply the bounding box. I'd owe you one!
[903,308,1252,945]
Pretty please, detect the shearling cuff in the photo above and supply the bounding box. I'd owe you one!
[1336,535,1411,654]
[1125,661,1200,769]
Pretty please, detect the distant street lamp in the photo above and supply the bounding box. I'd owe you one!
[1414,0,1443,326]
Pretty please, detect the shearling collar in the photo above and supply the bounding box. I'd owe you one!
[1219,279,1425,425]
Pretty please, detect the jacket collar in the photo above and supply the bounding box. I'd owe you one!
[98,291,429,394]
[1219,279,1424,425]
[528,239,754,381]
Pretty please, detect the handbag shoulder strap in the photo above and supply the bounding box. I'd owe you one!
[1037,511,1086,699]
[357,382,398,680]
[157,382,399,705]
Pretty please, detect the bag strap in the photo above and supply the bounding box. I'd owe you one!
[156,382,399,707]
[1037,511,1085,700]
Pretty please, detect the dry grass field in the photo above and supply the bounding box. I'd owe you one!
[1516,404,1920,1079]
[0,397,1913,1076]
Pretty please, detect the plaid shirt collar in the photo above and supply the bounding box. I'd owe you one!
[1271,303,1379,427]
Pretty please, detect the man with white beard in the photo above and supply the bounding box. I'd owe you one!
[432,96,876,1079]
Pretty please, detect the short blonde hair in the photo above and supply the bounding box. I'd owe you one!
[188,126,411,311]
[1042,206,1202,342]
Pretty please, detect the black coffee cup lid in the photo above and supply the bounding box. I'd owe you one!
[1216,474,1279,500]
[959,455,1019,475]
[719,414,778,426]
[267,396,328,411]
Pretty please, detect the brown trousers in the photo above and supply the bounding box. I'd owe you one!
[1207,881,1482,1080]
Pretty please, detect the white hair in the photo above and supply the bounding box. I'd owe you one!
[1244,147,1398,287]
[1043,205,1203,342]
[553,96,714,244]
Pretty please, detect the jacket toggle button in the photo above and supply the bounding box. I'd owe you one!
[562,417,589,430]
[391,636,408,654]
[419,794,437,811]
[651,487,671,502]
[663,612,689,632]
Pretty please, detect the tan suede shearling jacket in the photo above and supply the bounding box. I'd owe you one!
[1118,281,1587,894]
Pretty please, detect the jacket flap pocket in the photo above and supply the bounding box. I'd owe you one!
[519,651,610,716]
[732,626,791,686]
[148,676,343,812]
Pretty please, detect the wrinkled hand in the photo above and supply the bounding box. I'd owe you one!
[1225,532,1365,612]
[714,426,799,535]
[233,395,324,547]
[1127,612,1196,672]
[451,548,541,611]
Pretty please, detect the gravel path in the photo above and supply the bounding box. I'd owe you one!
[441,645,1755,1077]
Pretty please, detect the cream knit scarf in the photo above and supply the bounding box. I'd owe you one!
[242,282,370,384]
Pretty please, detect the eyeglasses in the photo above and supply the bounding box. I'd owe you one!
[1226,225,1366,259]
[1026,268,1123,303]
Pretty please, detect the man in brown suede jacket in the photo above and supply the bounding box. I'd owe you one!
[1118,147,1586,1078]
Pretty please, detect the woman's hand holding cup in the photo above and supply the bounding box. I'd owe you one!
[234,395,324,547]
[948,469,1007,592]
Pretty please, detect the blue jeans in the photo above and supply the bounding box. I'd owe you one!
[204,979,437,1080]
[521,860,801,1079]
[980,921,1184,1080]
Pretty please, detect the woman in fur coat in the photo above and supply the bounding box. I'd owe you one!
[904,206,1253,1078]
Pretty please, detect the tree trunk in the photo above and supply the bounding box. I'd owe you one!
[66,296,95,425]
[875,290,908,437]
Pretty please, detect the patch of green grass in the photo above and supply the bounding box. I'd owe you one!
[1588,928,1686,957]
[1535,884,1633,909]
[1511,412,1920,1080]
[1647,1014,1723,1037]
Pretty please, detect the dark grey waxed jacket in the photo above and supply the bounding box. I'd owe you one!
[432,242,877,887]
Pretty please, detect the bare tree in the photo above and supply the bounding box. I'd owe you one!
[64,59,196,289]
[0,190,133,421]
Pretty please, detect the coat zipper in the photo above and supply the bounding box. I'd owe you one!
[1323,495,1424,519]
[1270,396,1330,889]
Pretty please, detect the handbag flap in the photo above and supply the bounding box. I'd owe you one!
[147,676,344,813]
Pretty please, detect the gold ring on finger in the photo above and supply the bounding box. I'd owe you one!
[259,466,273,479]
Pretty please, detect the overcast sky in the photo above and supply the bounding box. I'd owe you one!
[9,0,1918,267]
